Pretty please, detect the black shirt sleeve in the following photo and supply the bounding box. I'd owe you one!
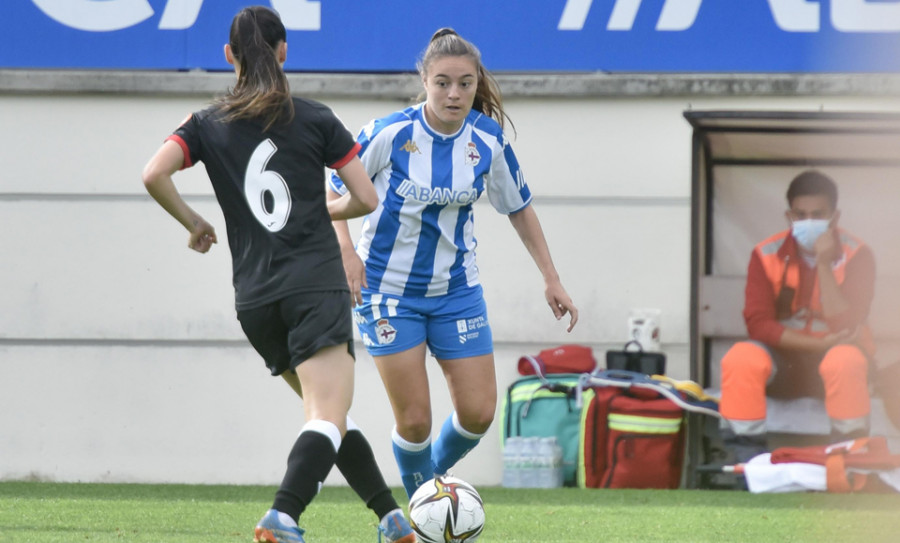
[168,112,203,169]
[318,107,359,169]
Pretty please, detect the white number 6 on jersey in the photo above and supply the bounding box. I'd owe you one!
[245,139,291,232]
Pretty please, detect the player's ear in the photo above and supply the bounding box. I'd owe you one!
[224,44,236,65]
[277,41,287,64]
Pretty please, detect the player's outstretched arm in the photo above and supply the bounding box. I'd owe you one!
[142,140,217,253]
[508,205,578,332]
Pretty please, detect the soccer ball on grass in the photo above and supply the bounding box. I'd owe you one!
[408,476,485,542]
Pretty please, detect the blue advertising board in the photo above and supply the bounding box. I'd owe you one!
[3,0,900,73]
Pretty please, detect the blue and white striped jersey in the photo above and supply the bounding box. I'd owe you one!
[330,103,532,297]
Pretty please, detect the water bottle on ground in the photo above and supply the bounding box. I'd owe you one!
[502,437,523,488]
[550,437,564,487]
[535,437,553,488]
[519,437,539,488]
[537,437,563,488]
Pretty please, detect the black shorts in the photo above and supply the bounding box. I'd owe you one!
[237,290,355,376]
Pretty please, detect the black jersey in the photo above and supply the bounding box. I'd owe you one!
[169,97,361,310]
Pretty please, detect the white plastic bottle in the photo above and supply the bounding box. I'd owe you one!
[550,437,564,487]
[535,437,553,488]
[519,437,539,488]
[502,437,523,488]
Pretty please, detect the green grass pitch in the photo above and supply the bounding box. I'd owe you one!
[1,482,899,542]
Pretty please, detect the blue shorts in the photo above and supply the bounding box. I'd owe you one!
[354,285,493,359]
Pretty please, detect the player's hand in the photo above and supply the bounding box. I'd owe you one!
[341,248,367,306]
[188,218,217,253]
[814,226,841,265]
[545,280,578,332]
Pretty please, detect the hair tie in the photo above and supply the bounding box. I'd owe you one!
[431,27,457,42]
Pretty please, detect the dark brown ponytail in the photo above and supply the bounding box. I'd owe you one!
[216,6,293,130]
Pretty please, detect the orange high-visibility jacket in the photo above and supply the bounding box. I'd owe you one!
[754,228,875,356]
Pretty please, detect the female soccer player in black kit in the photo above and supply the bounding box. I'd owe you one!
[141,7,414,543]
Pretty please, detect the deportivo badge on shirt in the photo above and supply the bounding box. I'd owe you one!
[465,142,480,166]
[375,319,397,345]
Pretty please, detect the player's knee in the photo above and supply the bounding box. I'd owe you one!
[395,412,433,443]
[820,344,868,382]
[457,410,494,435]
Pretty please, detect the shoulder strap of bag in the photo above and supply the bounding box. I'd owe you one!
[576,370,720,418]
[521,355,577,394]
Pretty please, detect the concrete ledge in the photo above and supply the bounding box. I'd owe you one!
[4,70,900,98]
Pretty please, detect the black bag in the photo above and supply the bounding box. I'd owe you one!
[605,340,666,375]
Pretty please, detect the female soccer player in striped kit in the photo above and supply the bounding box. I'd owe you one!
[329,28,579,499]
[141,7,414,543]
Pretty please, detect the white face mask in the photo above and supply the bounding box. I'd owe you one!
[791,219,830,252]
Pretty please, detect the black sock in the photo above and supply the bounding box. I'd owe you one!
[337,429,399,520]
[272,429,337,521]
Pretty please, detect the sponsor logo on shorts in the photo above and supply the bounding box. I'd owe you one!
[353,311,367,324]
[466,316,488,330]
[362,333,375,347]
[459,331,480,344]
[457,316,487,344]
[375,319,397,345]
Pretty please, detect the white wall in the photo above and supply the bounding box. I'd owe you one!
[3,87,899,486]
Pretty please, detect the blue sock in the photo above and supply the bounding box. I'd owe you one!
[391,427,432,499]
[432,412,485,476]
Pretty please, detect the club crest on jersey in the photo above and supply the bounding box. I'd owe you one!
[400,139,421,154]
[375,319,397,345]
[464,142,481,166]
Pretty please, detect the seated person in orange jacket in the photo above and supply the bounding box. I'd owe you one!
[720,170,876,463]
